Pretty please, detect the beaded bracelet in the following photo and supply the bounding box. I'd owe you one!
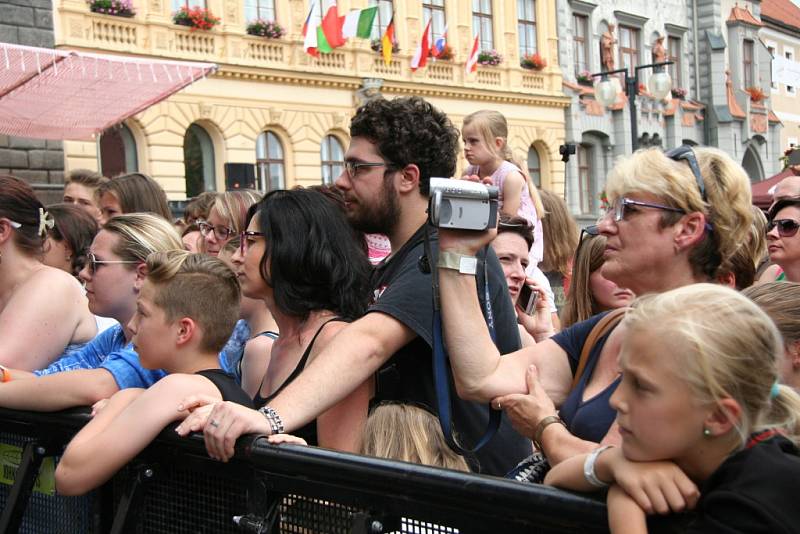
[258,405,284,435]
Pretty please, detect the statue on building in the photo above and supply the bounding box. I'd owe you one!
[601,24,617,72]
[652,36,666,64]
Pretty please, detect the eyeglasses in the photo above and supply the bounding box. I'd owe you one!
[574,224,601,259]
[239,230,265,256]
[767,218,800,238]
[601,197,685,223]
[198,221,236,241]
[86,252,139,274]
[344,160,391,179]
[665,145,707,202]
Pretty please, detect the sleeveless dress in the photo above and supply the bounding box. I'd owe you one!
[253,318,346,446]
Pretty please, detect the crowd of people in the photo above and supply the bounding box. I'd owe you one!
[1,95,799,532]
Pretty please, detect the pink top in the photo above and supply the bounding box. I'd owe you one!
[466,161,544,265]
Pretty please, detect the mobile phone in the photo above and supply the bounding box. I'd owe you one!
[518,284,538,315]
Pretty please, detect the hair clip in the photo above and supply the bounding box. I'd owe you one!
[38,208,54,237]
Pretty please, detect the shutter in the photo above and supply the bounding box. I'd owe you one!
[757,38,773,96]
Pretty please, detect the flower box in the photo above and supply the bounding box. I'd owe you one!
[370,38,400,54]
[477,50,502,67]
[246,19,285,39]
[745,86,766,103]
[576,70,593,85]
[87,0,135,17]
[173,6,220,31]
[433,44,454,61]
[520,52,546,70]
[671,87,687,99]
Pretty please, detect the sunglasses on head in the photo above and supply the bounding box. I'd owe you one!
[767,218,800,238]
[665,145,707,203]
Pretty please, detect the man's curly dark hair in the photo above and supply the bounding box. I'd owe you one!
[349,96,459,194]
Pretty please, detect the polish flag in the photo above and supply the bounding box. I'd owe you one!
[465,34,479,75]
[410,20,432,71]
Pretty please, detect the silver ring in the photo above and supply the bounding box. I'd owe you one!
[209,419,220,428]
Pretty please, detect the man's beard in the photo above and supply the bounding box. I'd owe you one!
[348,177,400,235]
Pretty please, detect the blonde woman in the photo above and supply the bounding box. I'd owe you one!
[199,191,261,257]
[545,285,800,533]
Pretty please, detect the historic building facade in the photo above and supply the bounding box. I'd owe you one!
[52,0,569,199]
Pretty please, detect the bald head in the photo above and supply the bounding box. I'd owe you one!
[772,176,800,207]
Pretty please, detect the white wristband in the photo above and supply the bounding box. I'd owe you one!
[583,445,613,488]
[438,251,478,275]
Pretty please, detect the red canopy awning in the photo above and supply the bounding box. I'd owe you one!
[752,168,796,209]
[0,42,216,140]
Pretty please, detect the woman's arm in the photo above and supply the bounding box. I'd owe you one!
[240,335,274,398]
[500,170,525,217]
[0,269,95,370]
[55,374,220,496]
[607,485,648,534]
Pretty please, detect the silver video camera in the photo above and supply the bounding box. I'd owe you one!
[428,178,499,231]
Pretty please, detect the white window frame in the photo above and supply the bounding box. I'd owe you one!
[766,40,778,90]
[785,47,796,95]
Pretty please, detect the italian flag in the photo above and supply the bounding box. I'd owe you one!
[342,6,377,39]
[465,34,480,75]
[317,0,346,53]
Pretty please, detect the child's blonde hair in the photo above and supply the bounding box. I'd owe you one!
[624,284,800,445]
[146,250,241,354]
[462,110,544,218]
[359,403,470,471]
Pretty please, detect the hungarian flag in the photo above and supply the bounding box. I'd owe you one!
[465,34,480,75]
[381,15,395,66]
[431,24,448,58]
[410,19,432,71]
[317,0,345,53]
[302,1,320,57]
[341,6,378,39]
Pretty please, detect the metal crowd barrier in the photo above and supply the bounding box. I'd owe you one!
[0,407,610,534]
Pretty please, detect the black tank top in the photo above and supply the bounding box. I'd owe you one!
[252,318,345,446]
[195,369,252,407]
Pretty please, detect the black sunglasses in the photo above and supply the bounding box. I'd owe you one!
[767,218,800,238]
[574,224,601,259]
[665,145,707,202]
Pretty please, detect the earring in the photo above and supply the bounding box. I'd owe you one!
[703,428,712,437]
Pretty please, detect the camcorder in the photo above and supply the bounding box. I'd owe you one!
[428,178,499,231]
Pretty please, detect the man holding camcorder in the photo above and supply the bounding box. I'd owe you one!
[242,96,531,475]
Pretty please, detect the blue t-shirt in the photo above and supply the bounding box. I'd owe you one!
[551,311,620,443]
[34,324,166,389]
[218,319,251,378]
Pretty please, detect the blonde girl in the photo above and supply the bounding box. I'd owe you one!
[462,110,545,266]
[545,284,800,533]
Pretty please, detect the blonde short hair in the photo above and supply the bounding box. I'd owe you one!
[605,147,753,279]
[102,213,183,264]
[359,403,470,471]
[744,282,800,349]
[211,190,262,234]
[145,250,241,353]
[624,284,800,445]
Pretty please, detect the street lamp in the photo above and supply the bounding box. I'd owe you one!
[592,61,673,151]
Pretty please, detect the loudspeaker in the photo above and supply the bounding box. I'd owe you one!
[224,163,257,191]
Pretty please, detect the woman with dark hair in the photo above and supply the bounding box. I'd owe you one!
[96,173,172,223]
[42,203,99,277]
[766,197,800,282]
[176,188,372,458]
[0,176,97,370]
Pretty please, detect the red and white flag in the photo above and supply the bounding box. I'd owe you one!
[465,34,479,75]
[410,19,432,71]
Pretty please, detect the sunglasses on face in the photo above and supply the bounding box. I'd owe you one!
[86,252,138,274]
[767,218,800,238]
[198,221,236,241]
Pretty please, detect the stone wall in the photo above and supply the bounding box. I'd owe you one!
[0,0,65,204]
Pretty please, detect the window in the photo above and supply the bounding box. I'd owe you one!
[321,135,344,185]
[184,124,216,197]
[618,26,639,72]
[172,0,205,9]
[368,0,393,40]
[767,43,777,89]
[578,145,593,214]
[667,36,681,89]
[244,0,275,21]
[100,124,138,178]
[573,14,588,74]
[786,49,795,94]
[743,39,754,88]
[423,0,446,43]
[527,146,541,188]
[472,0,494,51]
[517,0,537,57]
[256,131,285,192]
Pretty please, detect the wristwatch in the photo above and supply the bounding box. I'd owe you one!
[438,251,478,275]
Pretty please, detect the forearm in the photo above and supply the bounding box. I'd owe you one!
[543,453,593,491]
[0,369,119,411]
[539,422,604,466]
[607,485,648,534]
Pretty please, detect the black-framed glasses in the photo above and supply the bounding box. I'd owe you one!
[344,160,391,179]
[767,218,800,238]
[601,197,685,223]
[665,145,707,202]
[239,230,265,255]
[198,221,236,241]
[86,252,138,274]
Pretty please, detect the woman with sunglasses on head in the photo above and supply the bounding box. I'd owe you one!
[0,214,184,412]
[435,146,753,474]
[765,197,800,282]
[176,188,372,457]
[0,176,98,372]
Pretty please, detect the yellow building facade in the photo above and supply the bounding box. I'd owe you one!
[53,0,568,199]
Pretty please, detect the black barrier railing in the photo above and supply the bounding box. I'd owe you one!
[0,406,610,534]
